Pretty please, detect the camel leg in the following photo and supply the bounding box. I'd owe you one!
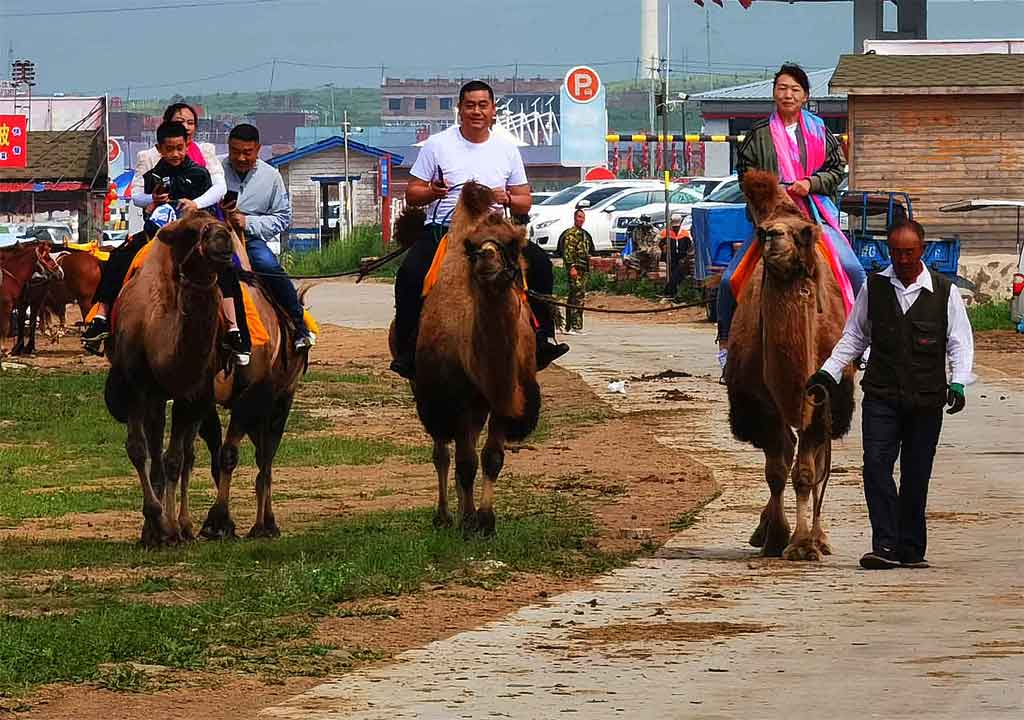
[432,439,453,528]
[477,422,506,537]
[164,399,203,543]
[249,424,284,539]
[454,425,482,533]
[127,404,168,547]
[750,426,794,557]
[200,416,243,540]
[783,430,821,562]
[810,442,833,555]
[177,420,199,542]
[199,407,223,487]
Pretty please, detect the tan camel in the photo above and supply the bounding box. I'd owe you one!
[725,170,855,561]
[104,212,235,546]
[390,182,540,534]
[199,236,309,540]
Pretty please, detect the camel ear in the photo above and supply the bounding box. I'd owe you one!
[459,181,496,218]
[742,169,782,224]
[798,224,816,250]
[394,206,426,249]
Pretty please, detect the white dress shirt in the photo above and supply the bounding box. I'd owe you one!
[822,263,974,387]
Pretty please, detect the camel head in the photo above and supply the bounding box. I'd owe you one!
[742,169,820,281]
[452,182,527,293]
[158,212,236,272]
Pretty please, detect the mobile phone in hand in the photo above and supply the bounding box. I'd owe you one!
[223,190,239,207]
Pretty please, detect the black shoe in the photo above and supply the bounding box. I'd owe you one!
[859,549,901,570]
[537,339,570,371]
[389,353,415,380]
[900,556,930,569]
[82,317,109,343]
[293,330,314,353]
[223,329,251,366]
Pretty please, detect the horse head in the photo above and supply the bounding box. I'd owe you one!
[742,169,820,282]
[33,242,62,281]
[158,212,235,272]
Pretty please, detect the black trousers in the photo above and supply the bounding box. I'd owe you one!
[94,235,250,347]
[393,224,556,355]
[861,395,944,560]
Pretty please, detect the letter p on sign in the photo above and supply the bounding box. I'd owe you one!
[564,66,601,104]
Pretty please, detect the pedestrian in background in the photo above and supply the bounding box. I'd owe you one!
[559,208,591,334]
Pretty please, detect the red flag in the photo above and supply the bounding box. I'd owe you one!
[712,0,724,6]
[624,144,633,172]
[611,145,620,175]
[738,0,753,7]
[641,141,649,169]
[671,143,679,172]
[693,0,704,6]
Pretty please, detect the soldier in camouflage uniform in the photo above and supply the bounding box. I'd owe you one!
[558,208,592,333]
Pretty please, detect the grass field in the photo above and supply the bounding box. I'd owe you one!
[967,299,1015,332]
[0,365,627,698]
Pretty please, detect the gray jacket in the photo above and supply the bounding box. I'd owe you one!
[221,158,292,245]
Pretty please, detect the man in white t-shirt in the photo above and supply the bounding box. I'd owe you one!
[390,80,569,379]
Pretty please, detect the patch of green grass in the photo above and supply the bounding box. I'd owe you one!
[669,490,723,531]
[281,225,397,278]
[530,402,614,444]
[968,299,1014,332]
[0,496,623,694]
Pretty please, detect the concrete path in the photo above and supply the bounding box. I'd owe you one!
[265,282,1023,719]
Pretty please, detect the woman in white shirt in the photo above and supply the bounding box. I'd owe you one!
[131,102,226,214]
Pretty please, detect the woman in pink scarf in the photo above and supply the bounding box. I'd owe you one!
[131,102,226,214]
[716,63,865,372]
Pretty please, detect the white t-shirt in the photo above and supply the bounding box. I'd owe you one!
[410,125,528,225]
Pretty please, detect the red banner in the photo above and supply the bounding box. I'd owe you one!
[0,115,28,168]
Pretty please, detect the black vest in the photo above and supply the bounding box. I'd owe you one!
[861,269,952,410]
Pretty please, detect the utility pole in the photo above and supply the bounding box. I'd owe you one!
[662,4,672,292]
[343,109,352,235]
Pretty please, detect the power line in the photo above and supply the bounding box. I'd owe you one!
[0,0,302,18]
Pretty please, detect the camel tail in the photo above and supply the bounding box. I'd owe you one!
[495,379,541,442]
[830,374,855,440]
[394,206,427,249]
[742,169,782,224]
[104,366,133,424]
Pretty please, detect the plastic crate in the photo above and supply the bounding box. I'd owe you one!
[691,204,754,281]
[922,237,960,277]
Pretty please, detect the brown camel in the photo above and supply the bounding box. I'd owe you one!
[104,213,235,546]
[1,242,59,355]
[199,239,310,540]
[725,170,855,561]
[389,182,540,535]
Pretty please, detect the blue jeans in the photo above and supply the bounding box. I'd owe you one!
[716,225,865,342]
[246,237,306,330]
[861,395,943,560]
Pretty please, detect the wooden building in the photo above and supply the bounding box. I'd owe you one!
[269,137,403,251]
[830,53,1024,253]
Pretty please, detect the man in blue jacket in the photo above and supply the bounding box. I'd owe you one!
[221,123,312,351]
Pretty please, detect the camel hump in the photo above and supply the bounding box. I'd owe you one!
[459,181,496,218]
[742,169,783,224]
[394,206,427,249]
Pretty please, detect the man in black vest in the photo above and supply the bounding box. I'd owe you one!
[808,220,974,570]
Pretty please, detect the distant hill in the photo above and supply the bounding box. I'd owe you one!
[117,73,762,134]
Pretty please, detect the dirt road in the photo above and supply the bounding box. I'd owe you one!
[264,281,1023,719]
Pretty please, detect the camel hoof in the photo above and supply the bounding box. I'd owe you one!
[474,509,496,537]
[247,522,281,539]
[433,510,453,529]
[782,538,822,562]
[761,525,791,558]
[812,530,833,555]
[178,523,197,543]
[749,523,767,548]
[200,506,237,541]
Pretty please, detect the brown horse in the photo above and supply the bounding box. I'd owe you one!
[725,170,855,561]
[104,212,235,546]
[10,249,63,356]
[1,242,59,355]
[199,244,310,540]
[390,182,540,534]
[44,249,102,328]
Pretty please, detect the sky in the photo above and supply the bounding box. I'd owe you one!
[1,0,1022,96]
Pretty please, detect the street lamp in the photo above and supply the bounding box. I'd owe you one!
[320,83,336,125]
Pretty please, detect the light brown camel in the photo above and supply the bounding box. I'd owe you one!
[199,234,310,540]
[104,212,235,546]
[389,182,540,535]
[725,170,855,561]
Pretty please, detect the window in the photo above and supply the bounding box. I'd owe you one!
[582,186,634,206]
[414,97,427,111]
[387,98,401,111]
[439,97,452,111]
[610,192,652,211]
[545,184,588,206]
[668,187,703,204]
